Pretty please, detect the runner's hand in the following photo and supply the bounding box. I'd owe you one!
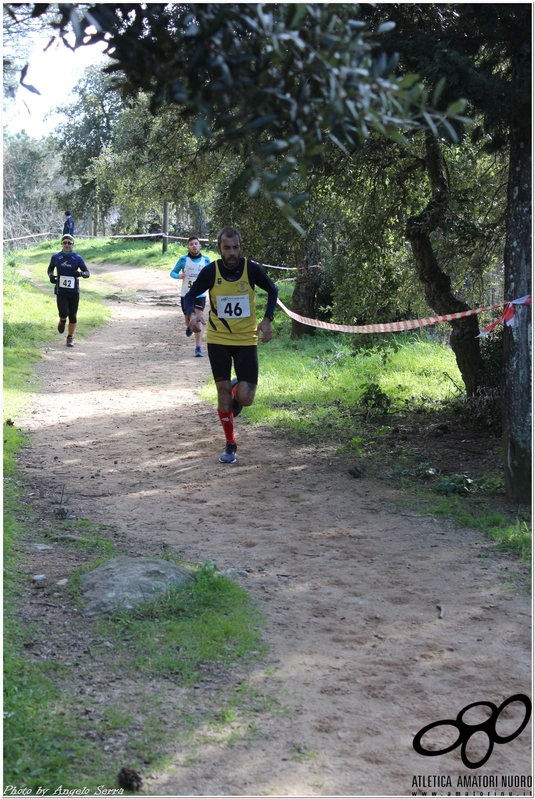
[189,312,205,333]
[49,275,57,283]
[257,317,273,343]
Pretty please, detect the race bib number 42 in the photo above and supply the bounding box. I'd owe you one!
[58,275,76,289]
[216,295,251,319]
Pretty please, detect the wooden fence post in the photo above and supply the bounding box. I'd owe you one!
[162,202,169,253]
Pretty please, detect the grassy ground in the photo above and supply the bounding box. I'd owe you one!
[3,249,109,416]
[3,241,531,791]
[3,543,266,792]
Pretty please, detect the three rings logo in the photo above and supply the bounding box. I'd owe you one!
[413,694,531,769]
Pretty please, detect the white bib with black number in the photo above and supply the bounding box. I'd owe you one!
[180,256,208,297]
[216,295,251,319]
[59,275,76,289]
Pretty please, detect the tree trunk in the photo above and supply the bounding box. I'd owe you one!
[407,223,485,396]
[406,134,485,396]
[189,201,207,237]
[291,271,318,337]
[502,127,532,502]
[291,219,323,338]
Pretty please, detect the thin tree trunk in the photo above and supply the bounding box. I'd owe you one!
[291,271,318,337]
[291,219,323,338]
[502,127,532,502]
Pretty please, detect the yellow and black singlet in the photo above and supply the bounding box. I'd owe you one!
[207,259,258,346]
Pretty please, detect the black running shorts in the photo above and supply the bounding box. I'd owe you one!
[57,293,80,323]
[207,343,258,385]
[181,296,206,314]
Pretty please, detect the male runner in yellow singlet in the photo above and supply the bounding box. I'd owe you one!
[185,226,278,463]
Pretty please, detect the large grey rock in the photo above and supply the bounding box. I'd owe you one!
[80,556,195,617]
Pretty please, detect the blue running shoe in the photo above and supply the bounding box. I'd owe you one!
[195,346,203,357]
[231,378,243,417]
[186,327,193,337]
[219,443,237,464]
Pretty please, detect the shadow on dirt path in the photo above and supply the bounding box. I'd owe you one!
[17,263,531,796]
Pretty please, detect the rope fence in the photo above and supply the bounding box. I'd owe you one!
[276,295,531,337]
[3,231,212,243]
[3,232,52,243]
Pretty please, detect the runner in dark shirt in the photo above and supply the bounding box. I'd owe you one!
[47,234,90,347]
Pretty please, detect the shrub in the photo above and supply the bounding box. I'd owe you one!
[479,327,504,389]
[455,328,503,436]
[462,387,502,436]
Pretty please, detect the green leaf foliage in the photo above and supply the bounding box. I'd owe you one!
[8,2,471,213]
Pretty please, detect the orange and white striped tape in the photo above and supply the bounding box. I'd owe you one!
[477,295,531,336]
[265,263,321,271]
[276,295,531,336]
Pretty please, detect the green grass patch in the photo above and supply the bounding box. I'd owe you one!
[200,326,462,443]
[391,462,531,562]
[4,250,109,416]
[4,423,33,612]
[3,439,117,791]
[4,550,266,791]
[429,496,532,561]
[3,447,88,790]
[93,561,265,683]
[4,660,78,790]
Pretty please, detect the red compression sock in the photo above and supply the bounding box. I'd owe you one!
[218,410,236,445]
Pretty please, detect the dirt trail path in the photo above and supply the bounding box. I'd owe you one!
[19,263,531,796]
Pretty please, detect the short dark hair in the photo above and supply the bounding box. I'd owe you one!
[217,227,242,247]
[187,236,200,244]
[65,211,71,216]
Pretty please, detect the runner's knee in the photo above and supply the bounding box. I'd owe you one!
[237,382,256,406]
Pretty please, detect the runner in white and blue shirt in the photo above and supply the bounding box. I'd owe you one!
[170,236,211,357]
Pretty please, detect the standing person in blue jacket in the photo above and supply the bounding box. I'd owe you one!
[63,211,75,236]
[185,226,278,464]
[170,235,211,357]
[47,234,90,347]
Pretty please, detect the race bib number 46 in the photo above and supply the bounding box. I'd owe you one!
[58,275,76,289]
[216,295,251,319]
